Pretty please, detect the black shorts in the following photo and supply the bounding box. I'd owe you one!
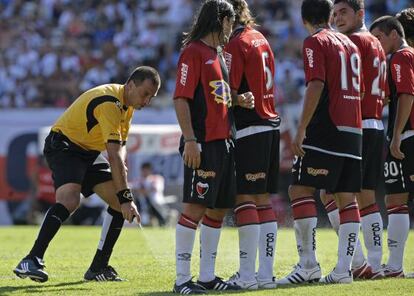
[43,131,112,197]
[362,128,384,190]
[291,149,361,193]
[235,129,280,194]
[180,139,236,209]
[384,136,414,195]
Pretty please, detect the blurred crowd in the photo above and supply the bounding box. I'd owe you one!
[0,0,412,109]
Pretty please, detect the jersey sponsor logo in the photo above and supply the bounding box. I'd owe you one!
[385,178,398,184]
[180,63,189,86]
[196,182,209,198]
[306,167,329,176]
[251,38,267,48]
[245,172,266,182]
[209,80,232,106]
[343,95,361,100]
[197,169,216,179]
[394,64,401,83]
[305,48,314,68]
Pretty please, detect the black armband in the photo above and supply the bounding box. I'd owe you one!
[117,188,133,204]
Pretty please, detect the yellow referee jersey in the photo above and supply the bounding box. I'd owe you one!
[52,84,134,151]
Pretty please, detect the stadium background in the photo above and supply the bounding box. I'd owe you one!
[0,0,413,226]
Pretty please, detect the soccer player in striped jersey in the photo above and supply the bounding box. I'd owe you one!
[320,0,387,279]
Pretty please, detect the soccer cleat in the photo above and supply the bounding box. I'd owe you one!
[173,280,206,294]
[227,272,258,290]
[319,269,353,284]
[257,276,277,289]
[13,256,49,283]
[382,265,404,278]
[84,265,124,281]
[352,261,384,279]
[277,263,321,285]
[197,276,241,291]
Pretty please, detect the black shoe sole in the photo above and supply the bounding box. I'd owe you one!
[13,269,48,283]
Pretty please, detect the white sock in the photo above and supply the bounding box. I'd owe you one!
[327,207,365,269]
[361,212,383,271]
[175,223,197,285]
[327,209,340,233]
[336,222,360,273]
[294,218,318,269]
[387,213,409,270]
[199,223,222,283]
[238,224,259,281]
[257,222,277,281]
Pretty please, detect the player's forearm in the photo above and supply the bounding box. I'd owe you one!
[393,94,414,137]
[109,153,129,191]
[174,98,196,140]
[298,80,324,130]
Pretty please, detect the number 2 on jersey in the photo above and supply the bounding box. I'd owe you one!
[371,57,387,98]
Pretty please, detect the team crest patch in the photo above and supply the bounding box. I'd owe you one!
[196,182,209,199]
[209,80,232,106]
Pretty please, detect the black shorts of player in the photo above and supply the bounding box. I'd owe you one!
[292,148,361,193]
[180,139,236,209]
[362,128,384,190]
[43,131,112,197]
[384,136,414,195]
[235,129,280,195]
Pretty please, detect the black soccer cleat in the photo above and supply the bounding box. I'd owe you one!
[173,280,206,294]
[84,265,125,281]
[13,256,49,283]
[197,276,241,291]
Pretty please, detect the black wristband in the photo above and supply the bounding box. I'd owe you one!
[117,189,133,204]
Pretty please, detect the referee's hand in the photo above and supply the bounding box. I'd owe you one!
[121,201,140,223]
[183,141,201,169]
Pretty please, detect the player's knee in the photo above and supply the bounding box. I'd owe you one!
[182,203,206,222]
[385,194,409,207]
[288,185,314,200]
[56,194,80,213]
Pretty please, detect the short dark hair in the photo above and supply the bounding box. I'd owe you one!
[369,15,405,38]
[227,0,256,27]
[141,162,152,170]
[183,0,235,47]
[301,0,333,26]
[126,66,161,87]
[333,0,364,12]
[396,8,414,41]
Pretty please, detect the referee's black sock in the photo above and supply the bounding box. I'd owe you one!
[89,207,124,271]
[28,203,70,259]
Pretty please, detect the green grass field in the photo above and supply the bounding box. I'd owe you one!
[1,226,414,295]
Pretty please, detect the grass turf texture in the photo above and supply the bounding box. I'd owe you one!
[0,226,413,295]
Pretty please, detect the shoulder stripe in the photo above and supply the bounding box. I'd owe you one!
[86,95,122,133]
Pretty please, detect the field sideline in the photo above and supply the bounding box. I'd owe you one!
[1,226,413,295]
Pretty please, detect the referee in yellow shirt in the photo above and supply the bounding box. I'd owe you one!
[13,66,160,282]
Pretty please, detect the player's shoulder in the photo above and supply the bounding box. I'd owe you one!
[350,31,382,49]
[391,46,414,64]
[181,41,204,56]
[230,27,268,47]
